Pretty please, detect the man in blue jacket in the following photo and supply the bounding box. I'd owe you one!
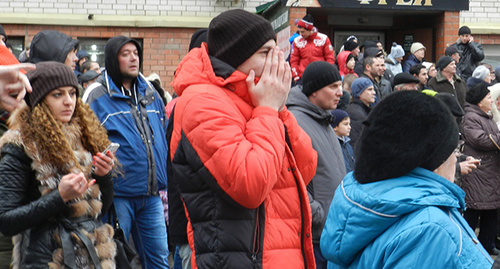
[84,36,169,268]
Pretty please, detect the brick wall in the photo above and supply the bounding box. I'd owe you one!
[288,7,306,35]
[476,34,500,45]
[3,24,195,94]
[435,11,460,60]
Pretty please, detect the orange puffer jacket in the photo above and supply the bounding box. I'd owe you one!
[170,43,317,269]
[290,32,335,80]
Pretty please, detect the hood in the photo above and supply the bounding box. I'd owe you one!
[171,43,253,105]
[385,55,397,65]
[286,85,334,125]
[30,30,79,64]
[466,77,490,90]
[104,36,143,90]
[337,51,353,75]
[321,168,465,266]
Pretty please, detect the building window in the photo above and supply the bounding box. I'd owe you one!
[77,38,143,70]
[5,37,25,60]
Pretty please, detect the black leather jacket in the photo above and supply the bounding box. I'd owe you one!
[0,144,114,267]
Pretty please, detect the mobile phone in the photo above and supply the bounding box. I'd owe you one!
[103,142,120,154]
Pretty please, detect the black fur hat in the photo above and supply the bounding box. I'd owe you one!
[354,91,458,183]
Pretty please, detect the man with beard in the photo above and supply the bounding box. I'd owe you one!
[83,36,170,268]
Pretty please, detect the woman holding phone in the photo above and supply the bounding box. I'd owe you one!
[0,61,117,268]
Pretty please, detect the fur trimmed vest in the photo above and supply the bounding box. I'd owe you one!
[0,113,116,269]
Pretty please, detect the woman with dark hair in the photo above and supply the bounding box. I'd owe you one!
[320,91,493,268]
[0,61,117,268]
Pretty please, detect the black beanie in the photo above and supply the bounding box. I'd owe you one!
[436,56,454,71]
[344,40,358,52]
[466,83,490,105]
[458,26,471,36]
[302,61,342,96]
[0,24,6,42]
[207,9,276,68]
[354,91,458,183]
[26,61,79,109]
[189,29,208,51]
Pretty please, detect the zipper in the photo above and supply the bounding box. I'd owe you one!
[294,170,307,269]
[252,206,260,263]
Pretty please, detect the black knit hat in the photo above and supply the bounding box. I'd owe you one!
[344,40,358,52]
[445,46,458,56]
[0,24,6,42]
[436,56,454,71]
[26,61,79,109]
[458,26,471,36]
[189,29,208,51]
[466,83,490,105]
[354,91,458,183]
[207,9,276,68]
[302,61,342,96]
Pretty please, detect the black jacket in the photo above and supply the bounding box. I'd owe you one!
[0,144,114,267]
[345,98,371,149]
[450,39,485,82]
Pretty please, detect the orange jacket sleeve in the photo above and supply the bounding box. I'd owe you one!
[279,107,317,185]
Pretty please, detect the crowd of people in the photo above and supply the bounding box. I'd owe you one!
[1,9,500,269]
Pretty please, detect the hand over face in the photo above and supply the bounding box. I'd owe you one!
[246,46,292,112]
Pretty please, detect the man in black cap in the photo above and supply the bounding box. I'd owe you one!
[393,72,420,91]
[286,61,345,269]
[427,56,468,107]
[78,70,99,90]
[448,26,484,82]
[170,9,317,269]
[83,36,170,268]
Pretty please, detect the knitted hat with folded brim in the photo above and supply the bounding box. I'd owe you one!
[350,77,373,98]
[436,56,454,71]
[410,42,426,55]
[207,9,276,69]
[302,61,342,96]
[354,91,458,183]
[26,61,79,109]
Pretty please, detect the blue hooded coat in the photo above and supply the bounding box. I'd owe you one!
[320,168,493,269]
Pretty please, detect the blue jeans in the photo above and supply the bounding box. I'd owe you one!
[113,196,170,268]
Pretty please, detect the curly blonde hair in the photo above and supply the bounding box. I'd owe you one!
[18,98,111,174]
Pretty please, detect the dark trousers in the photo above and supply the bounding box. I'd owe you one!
[313,243,328,269]
[464,208,498,251]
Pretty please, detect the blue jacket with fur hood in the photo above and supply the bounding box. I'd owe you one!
[320,168,493,269]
